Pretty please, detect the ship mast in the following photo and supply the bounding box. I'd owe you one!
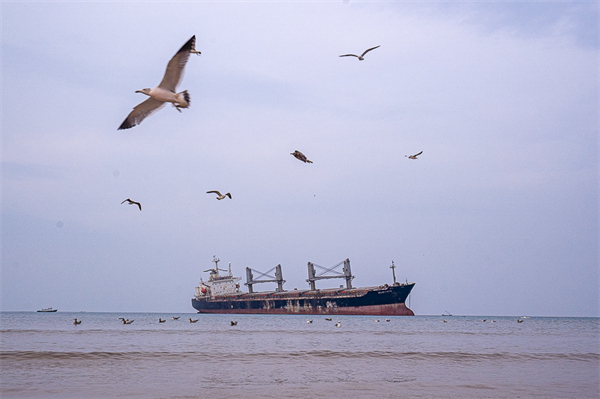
[213,256,220,277]
[390,260,397,285]
[203,255,223,279]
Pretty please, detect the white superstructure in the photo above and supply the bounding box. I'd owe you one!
[194,256,241,299]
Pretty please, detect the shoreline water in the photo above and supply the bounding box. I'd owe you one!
[1,312,598,398]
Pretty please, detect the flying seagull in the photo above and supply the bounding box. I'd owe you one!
[406,151,423,160]
[291,150,313,163]
[190,42,201,56]
[207,190,232,200]
[121,198,142,211]
[339,45,380,60]
[118,36,198,130]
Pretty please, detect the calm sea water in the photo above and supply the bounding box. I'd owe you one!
[1,312,598,398]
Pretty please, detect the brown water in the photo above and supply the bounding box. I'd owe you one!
[1,312,598,398]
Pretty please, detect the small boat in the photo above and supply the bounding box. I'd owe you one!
[37,307,58,312]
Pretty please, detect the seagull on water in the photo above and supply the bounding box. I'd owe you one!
[207,190,231,200]
[291,150,313,163]
[230,321,238,326]
[189,318,199,323]
[171,316,180,320]
[121,198,142,211]
[406,151,423,160]
[159,318,166,323]
[73,318,82,325]
[339,45,380,60]
[118,36,198,130]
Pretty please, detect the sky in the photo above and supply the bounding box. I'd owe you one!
[1,1,598,317]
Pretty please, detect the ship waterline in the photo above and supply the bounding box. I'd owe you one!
[192,257,415,316]
[193,307,414,316]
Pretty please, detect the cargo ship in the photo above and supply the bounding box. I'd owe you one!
[191,256,415,316]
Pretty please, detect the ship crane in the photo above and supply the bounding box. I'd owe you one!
[307,258,354,290]
[245,264,286,293]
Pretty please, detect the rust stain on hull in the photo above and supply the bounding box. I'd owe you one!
[195,302,414,316]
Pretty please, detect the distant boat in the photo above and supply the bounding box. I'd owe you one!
[37,307,58,312]
[442,310,452,316]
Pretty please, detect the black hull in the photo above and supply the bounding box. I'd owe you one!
[192,283,415,316]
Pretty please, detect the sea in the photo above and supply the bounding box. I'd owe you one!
[0,312,598,399]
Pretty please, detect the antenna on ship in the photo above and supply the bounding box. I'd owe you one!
[212,255,220,277]
[390,260,397,285]
[204,255,227,278]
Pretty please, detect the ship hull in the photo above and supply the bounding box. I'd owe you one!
[192,283,415,316]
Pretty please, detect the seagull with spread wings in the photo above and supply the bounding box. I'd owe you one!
[291,150,313,163]
[339,45,380,60]
[121,198,142,211]
[207,191,232,200]
[406,151,423,160]
[118,36,199,130]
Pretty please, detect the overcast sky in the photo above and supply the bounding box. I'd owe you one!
[2,1,598,316]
